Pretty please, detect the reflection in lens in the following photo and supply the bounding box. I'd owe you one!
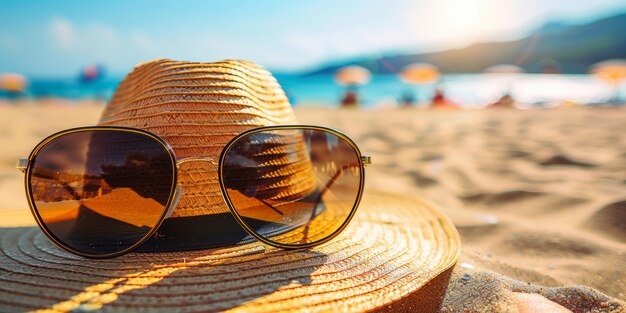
[222,128,362,246]
[29,129,175,256]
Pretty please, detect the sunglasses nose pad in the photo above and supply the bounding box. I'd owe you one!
[165,185,183,219]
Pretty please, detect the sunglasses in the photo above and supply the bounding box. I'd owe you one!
[16,125,370,258]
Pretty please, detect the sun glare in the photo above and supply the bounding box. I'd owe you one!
[410,0,525,49]
[439,0,480,42]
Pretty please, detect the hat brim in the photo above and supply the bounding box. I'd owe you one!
[0,190,460,312]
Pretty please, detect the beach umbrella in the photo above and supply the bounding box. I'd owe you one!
[0,73,27,92]
[590,59,626,103]
[335,65,371,86]
[400,63,440,84]
[484,64,525,74]
[589,59,626,83]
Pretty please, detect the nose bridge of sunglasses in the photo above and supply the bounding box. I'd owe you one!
[176,156,218,168]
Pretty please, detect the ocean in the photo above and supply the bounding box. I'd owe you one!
[6,74,624,108]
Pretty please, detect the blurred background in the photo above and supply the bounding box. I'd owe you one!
[1,0,625,108]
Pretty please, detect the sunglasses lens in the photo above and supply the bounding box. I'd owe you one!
[221,128,363,247]
[28,129,176,256]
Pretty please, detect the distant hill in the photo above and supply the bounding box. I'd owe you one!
[305,13,626,75]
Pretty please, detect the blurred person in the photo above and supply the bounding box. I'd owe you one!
[430,87,458,109]
[400,89,416,107]
[340,87,359,107]
[487,93,515,108]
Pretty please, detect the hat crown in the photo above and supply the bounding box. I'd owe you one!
[99,59,300,217]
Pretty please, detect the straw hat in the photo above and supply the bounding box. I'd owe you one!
[100,59,307,218]
[0,59,461,312]
[99,59,316,251]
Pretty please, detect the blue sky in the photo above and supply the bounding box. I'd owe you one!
[1,0,625,77]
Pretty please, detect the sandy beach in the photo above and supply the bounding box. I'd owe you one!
[0,102,624,311]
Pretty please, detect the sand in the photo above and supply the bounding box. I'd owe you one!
[0,101,624,311]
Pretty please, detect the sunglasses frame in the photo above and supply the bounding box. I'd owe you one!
[21,126,179,258]
[18,125,368,258]
[218,125,366,250]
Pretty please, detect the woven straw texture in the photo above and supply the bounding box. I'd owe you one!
[0,190,460,312]
[98,59,309,217]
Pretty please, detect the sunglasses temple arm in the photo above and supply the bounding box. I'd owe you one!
[257,198,285,215]
[258,161,363,222]
[16,158,29,174]
[299,162,361,243]
[317,163,360,197]
[311,161,361,213]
